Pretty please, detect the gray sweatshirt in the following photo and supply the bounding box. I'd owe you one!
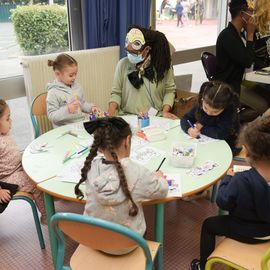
[46,80,94,127]
[84,157,168,236]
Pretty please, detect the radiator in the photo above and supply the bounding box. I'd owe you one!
[20,46,119,111]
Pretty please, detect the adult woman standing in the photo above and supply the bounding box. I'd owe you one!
[108,25,177,119]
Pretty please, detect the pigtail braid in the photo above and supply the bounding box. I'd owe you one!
[74,132,101,199]
[104,127,138,217]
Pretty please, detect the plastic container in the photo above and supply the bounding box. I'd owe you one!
[170,142,197,168]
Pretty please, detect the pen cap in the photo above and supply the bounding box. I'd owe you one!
[170,142,197,168]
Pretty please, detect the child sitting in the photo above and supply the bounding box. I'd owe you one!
[0,100,46,223]
[181,81,240,155]
[75,117,168,254]
[46,53,99,128]
[191,116,270,270]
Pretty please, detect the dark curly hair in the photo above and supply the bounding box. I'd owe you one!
[128,25,172,84]
[238,116,270,162]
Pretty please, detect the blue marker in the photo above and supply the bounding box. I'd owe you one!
[187,120,201,139]
[77,146,89,155]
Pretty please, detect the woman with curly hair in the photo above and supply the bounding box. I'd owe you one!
[108,25,177,119]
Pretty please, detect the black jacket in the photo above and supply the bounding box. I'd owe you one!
[216,168,270,238]
[214,22,254,94]
[180,104,239,153]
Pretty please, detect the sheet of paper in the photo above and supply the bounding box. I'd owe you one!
[165,173,182,197]
[186,160,218,176]
[57,157,86,183]
[233,165,251,173]
[131,146,165,165]
[185,134,218,144]
[131,136,149,152]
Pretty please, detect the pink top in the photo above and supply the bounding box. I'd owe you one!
[0,134,22,180]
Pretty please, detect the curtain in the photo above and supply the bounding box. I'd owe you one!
[84,0,151,58]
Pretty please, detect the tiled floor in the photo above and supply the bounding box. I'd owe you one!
[0,195,223,270]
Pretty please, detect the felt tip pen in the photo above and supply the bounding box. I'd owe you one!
[156,157,166,171]
[77,146,89,155]
[187,120,195,128]
[187,120,201,139]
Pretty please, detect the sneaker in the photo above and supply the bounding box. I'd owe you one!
[190,259,201,270]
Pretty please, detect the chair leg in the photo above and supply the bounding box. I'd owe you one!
[12,195,45,249]
[210,183,217,203]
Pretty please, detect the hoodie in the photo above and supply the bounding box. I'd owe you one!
[46,80,94,127]
[84,157,168,236]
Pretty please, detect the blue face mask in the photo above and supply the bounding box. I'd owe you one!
[127,52,144,64]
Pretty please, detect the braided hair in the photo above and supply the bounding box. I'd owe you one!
[74,117,139,217]
[128,25,172,84]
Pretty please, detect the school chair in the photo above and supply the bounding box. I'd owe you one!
[50,212,161,270]
[30,92,53,138]
[201,52,217,80]
[205,238,270,270]
[12,191,45,249]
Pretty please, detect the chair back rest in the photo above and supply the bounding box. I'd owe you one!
[201,51,217,80]
[30,92,53,138]
[51,213,152,260]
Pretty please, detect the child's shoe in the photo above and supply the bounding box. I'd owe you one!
[190,259,201,270]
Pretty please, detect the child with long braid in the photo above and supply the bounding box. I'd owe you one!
[75,117,168,254]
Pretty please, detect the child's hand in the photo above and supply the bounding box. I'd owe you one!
[68,99,81,114]
[188,127,201,138]
[90,106,100,114]
[0,189,11,203]
[195,123,203,131]
[154,170,166,178]
[226,168,235,176]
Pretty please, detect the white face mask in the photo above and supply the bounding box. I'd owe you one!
[127,52,145,64]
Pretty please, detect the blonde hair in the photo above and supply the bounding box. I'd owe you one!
[254,0,270,34]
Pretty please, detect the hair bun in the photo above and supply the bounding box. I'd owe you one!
[47,59,55,67]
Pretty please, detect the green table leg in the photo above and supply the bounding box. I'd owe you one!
[155,203,165,270]
[44,193,57,268]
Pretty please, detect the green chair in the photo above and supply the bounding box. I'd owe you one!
[12,191,45,249]
[50,212,161,270]
[30,92,53,138]
[205,238,270,270]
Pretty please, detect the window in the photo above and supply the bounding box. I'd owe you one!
[0,0,69,79]
[154,0,229,91]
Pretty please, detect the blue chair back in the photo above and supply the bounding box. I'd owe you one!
[51,212,156,270]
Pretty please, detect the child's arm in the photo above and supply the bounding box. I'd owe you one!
[180,106,200,138]
[216,173,239,211]
[0,188,11,203]
[46,91,82,125]
[132,167,168,201]
[200,108,238,140]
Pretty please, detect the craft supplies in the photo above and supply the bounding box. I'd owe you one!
[156,157,166,171]
[89,111,108,121]
[170,142,197,168]
[62,146,90,163]
[187,119,201,138]
[142,126,167,142]
[137,112,150,130]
